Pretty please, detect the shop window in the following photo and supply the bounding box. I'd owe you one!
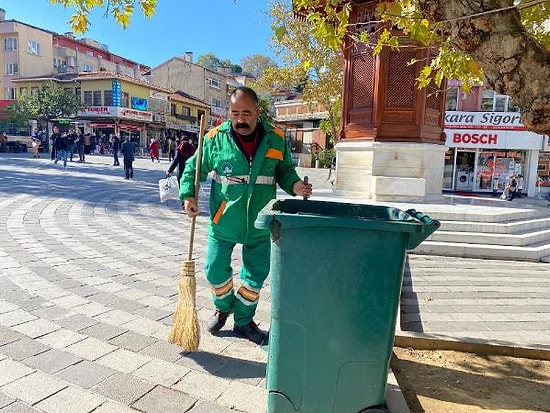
[4,62,18,75]
[104,91,113,106]
[84,91,93,106]
[4,88,16,99]
[445,87,459,110]
[494,95,507,111]
[481,90,517,112]
[208,78,221,89]
[93,91,102,106]
[27,40,41,55]
[4,37,17,51]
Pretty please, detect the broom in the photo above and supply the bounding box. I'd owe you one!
[168,114,206,351]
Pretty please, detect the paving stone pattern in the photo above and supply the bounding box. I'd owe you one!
[0,153,548,413]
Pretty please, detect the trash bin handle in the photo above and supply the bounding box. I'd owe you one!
[405,209,441,249]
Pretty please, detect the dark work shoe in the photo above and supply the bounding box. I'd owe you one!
[206,310,231,334]
[233,321,266,345]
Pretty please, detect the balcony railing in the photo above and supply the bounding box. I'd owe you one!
[175,114,196,122]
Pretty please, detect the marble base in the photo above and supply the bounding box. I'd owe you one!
[333,141,446,202]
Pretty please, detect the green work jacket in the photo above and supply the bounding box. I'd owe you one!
[179,119,300,244]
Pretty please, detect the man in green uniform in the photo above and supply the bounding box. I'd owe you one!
[180,86,312,344]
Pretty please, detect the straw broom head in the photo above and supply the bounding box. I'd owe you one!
[168,260,200,351]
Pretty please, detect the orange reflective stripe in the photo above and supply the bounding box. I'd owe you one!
[266,148,283,161]
[237,286,259,302]
[212,200,227,224]
[272,127,285,139]
[212,279,233,296]
[206,126,220,139]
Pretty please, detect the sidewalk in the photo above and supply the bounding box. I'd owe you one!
[0,153,548,413]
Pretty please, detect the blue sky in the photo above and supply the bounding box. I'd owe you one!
[0,0,277,68]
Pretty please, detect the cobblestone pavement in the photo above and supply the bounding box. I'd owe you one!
[0,153,548,413]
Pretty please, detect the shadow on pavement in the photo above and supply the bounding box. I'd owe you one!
[182,350,266,380]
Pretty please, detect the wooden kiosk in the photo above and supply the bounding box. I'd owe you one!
[334,1,447,201]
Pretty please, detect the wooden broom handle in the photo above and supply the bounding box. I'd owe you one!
[187,115,207,261]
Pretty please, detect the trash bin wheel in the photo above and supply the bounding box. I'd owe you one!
[359,405,387,413]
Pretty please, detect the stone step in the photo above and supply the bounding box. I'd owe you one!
[405,204,548,223]
[438,217,550,234]
[428,228,550,247]
[412,240,550,262]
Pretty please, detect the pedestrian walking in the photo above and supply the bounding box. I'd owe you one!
[30,136,41,158]
[66,128,76,162]
[76,130,85,162]
[110,134,121,166]
[149,138,160,162]
[180,86,312,345]
[121,136,135,179]
[49,126,60,160]
[54,132,68,168]
[0,132,8,153]
[84,133,91,155]
[166,136,195,183]
[168,137,175,162]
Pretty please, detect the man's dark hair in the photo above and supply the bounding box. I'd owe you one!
[230,86,259,105]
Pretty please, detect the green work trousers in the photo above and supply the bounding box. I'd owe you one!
[204,235,270,327]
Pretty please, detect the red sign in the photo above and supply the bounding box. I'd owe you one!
[453,133,498,145]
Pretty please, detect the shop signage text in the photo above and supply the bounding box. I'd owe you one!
[453,133,498,145]
[78,106,153,122]
[445,111,524,130]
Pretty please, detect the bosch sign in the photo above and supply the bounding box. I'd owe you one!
[453,133,498,145]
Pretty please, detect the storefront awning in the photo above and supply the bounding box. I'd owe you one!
[89,123,115,128]
[120,124,143,131]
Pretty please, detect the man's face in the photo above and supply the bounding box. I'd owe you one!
[229,93,260,136]
[53,127,59,133]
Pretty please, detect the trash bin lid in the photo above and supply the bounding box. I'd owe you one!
[256,199,432,234]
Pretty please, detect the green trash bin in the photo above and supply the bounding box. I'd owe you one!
[255,199,440,413]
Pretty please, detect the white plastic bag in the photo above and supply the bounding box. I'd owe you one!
[159,175,180,202]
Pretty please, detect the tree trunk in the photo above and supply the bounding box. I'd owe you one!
[419,0,550,135]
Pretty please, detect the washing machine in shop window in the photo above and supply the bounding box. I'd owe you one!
[455,171,471,190]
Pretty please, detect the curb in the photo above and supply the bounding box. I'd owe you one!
[394,332,550,361]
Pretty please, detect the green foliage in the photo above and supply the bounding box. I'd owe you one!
[196,53,242,73]
[231,64,243,74]
[256,0,343,143]
[257,94,274,123]
[196,53,225,71]
[240,54,278,79]
[51,0,157,33]
[17,81,83,121]
[312,147,335,168]
[292,0,549,90]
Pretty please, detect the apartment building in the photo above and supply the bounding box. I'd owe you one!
[272,93,329,167]
[166,91,209,140]
[0,8,149,110]
[0,9,54,106]
[149,52,234,127]
[53,33,149,79]
[12,69,209,150]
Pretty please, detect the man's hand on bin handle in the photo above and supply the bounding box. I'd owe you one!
[293,179,312,199]
[184,197,199,218]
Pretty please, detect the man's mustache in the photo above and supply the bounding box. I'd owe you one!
[235,122,250,129]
